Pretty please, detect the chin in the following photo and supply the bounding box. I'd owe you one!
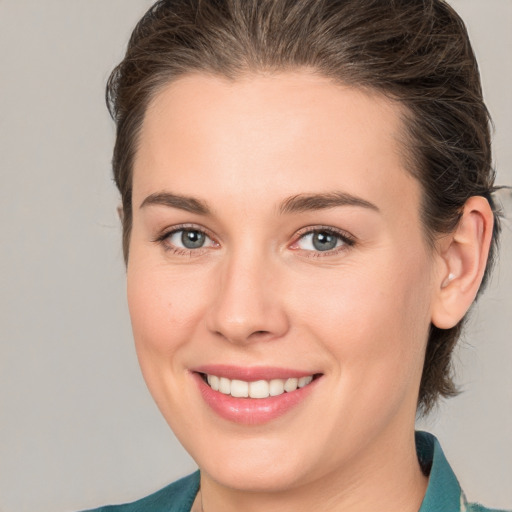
[188,433,325,493]
[203,459,308,493]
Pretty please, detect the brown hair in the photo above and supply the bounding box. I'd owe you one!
[106,0,501,414]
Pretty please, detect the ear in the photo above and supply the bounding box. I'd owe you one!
[431,196,494,329]
[117,204,124,222]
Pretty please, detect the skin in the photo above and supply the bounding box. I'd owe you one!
[126,71,493,512]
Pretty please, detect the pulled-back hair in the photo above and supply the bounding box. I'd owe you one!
[106,0,501,413]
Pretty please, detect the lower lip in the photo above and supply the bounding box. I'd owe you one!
[193,373,320,425]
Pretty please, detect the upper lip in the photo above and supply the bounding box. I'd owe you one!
[190,364,320,381]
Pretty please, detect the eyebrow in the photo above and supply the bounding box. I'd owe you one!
[140,191,379,216]
[278,191,380,215]
[140,192,210,215]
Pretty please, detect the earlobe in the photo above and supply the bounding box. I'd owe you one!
[431,196,494,329]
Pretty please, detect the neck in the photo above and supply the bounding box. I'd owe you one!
[198,427,428,512]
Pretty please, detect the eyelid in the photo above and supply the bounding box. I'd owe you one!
[290,225,356,255]
[153,223,219,254]
[153,223,216,241]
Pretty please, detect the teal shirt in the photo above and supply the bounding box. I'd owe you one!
[81,431,509,512]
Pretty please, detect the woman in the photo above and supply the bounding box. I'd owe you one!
[83,0,508,511]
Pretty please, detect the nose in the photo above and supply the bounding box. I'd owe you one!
[205,250,290,345]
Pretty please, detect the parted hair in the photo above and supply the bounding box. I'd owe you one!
[106,0,501,414]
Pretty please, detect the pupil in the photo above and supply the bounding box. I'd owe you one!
[181,230,205,249]
[313,231,337,251]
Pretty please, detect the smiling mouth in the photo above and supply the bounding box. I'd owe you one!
[199,373,321,399]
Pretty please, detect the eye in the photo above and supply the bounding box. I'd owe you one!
[292,228,354,254]
[157,226,218,254]
[169,229,208,249]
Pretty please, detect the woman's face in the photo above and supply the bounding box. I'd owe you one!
[127,72,438,491]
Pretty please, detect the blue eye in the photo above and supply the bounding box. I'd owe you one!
[164,228,214,250]
[295,229,352,253]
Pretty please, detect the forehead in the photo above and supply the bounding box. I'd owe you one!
[133,71,420,221]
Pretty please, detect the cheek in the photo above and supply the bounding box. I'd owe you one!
[290,250,432,391]
[125,256,214,426]
[126,257,211,359]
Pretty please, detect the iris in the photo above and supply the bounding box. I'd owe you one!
[181,229,206,249]
[312,231,339,251]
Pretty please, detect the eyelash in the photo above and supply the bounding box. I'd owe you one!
[153,224,356,258]
[153,224,217,257]
[291,225,356,257]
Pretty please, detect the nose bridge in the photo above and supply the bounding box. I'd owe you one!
[205,243,288,344]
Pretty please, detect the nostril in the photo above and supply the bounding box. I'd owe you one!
[247,330,274,342]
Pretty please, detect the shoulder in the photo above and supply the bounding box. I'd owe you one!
[79,471,200,512]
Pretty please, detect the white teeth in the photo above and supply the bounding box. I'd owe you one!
[269,379,285,396]
[284,378,298,392]
[249,380,270,399]
[204,374,315,398]
[298,376,313,388]
[219,377,231,395]
[230,379,249,398]
[207,374,220,391]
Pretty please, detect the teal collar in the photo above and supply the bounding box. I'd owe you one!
[416,430,466,512]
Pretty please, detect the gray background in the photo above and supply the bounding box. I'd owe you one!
[0,1,510,511]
